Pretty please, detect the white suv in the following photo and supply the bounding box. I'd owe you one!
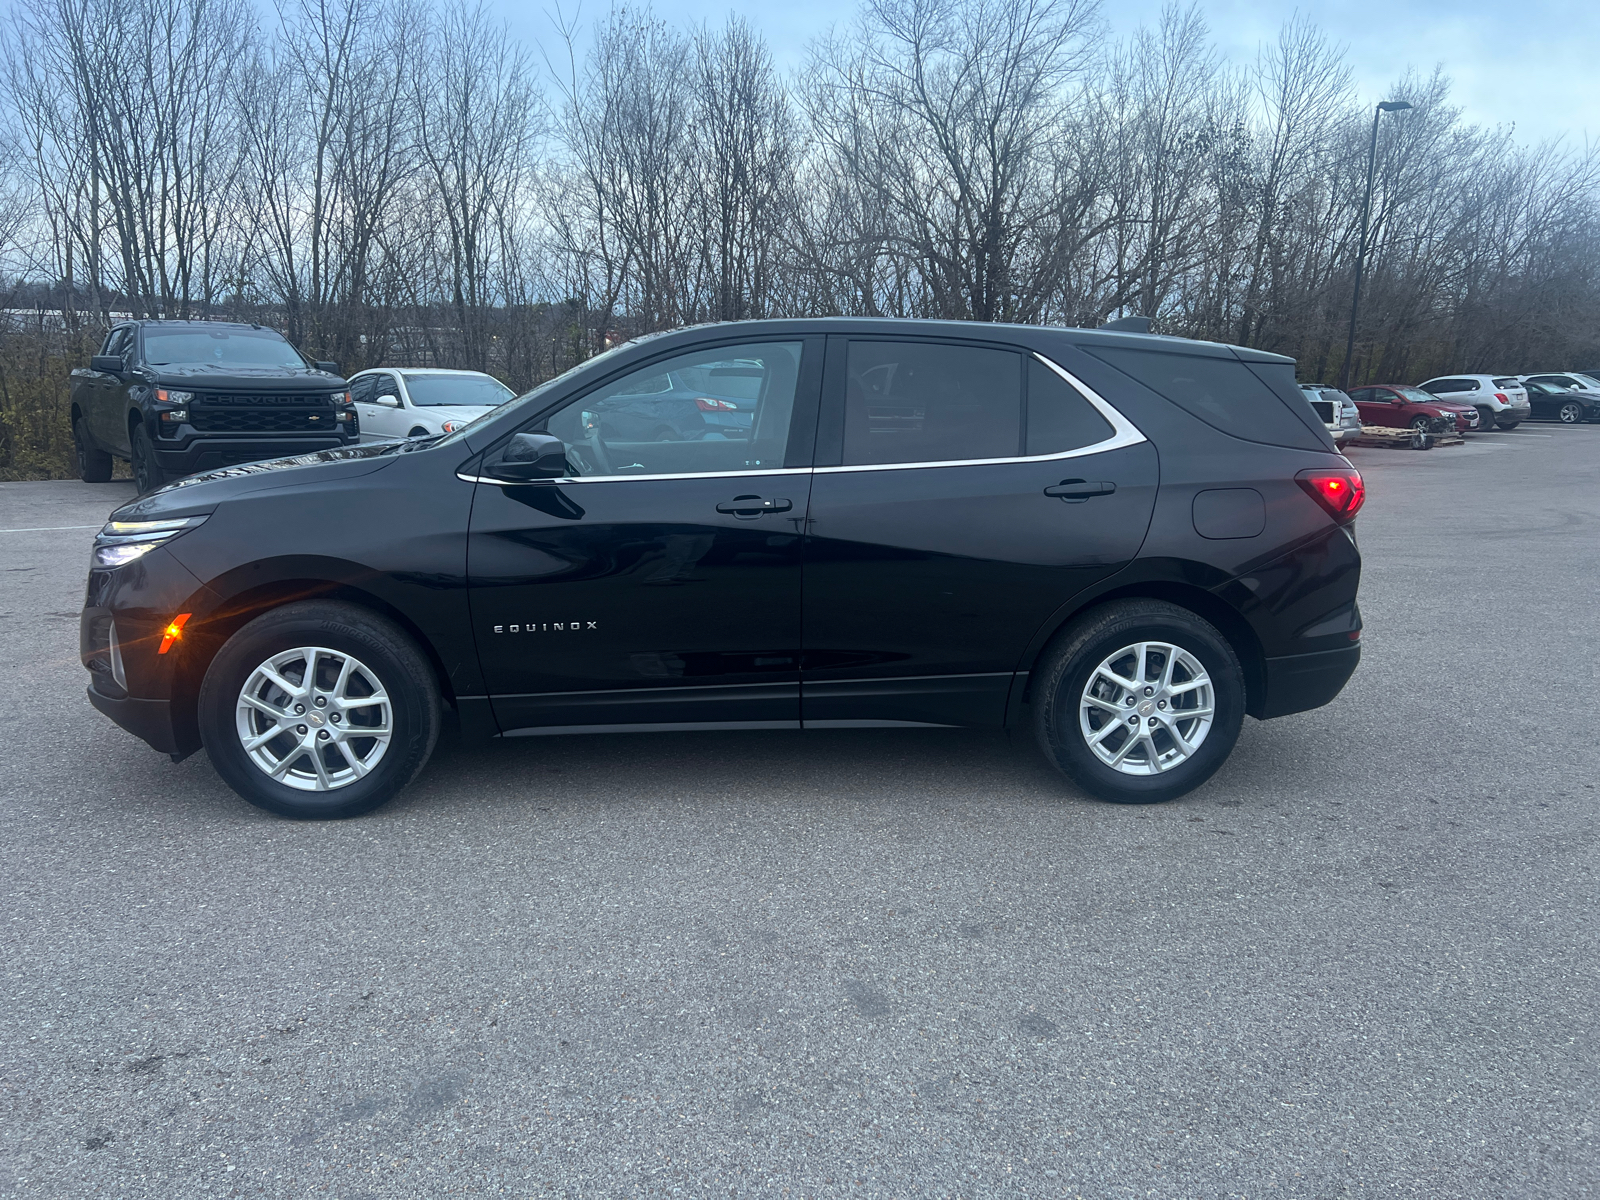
[349,368,516,442]
[1415,374,1530,431]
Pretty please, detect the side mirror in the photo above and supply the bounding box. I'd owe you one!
[489,432,568,482]
[91,355,123,373]
[375,394,401,408]
[315,360,340,374]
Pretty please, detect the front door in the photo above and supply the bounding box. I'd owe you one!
[467,337,821,734]
[800,336,1159,728]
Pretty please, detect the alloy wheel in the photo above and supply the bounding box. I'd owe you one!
[1559,401,1582,424]
[235,645,393,791]
[1079,641,1214,776]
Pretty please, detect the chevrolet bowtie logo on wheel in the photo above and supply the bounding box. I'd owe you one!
[493,622,599,633]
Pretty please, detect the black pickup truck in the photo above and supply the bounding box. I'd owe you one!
[70,320,359,492]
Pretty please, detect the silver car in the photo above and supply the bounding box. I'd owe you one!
[1299,385,1363,445]
[1416,374,1531,431]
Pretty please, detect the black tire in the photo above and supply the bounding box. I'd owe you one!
[198,600,442,819]
[1033,599,1246,805]
[1500,420,1519,430]
[130,421,169,494]
[1558,401,1583,424]
[73,414,113,483]
[1476,408,1495,431]
[408,427,429,438]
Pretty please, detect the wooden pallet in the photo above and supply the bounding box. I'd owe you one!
[1347,426,1464,449]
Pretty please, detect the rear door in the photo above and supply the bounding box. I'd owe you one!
[466,336,822,734]
[799,336,1158,728]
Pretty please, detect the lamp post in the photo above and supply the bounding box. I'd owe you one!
[1341,100,1413,390]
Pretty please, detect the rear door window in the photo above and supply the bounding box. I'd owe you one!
[842,341,1021,465]
[1082,346,1328,450]
[1026,359,1113,455]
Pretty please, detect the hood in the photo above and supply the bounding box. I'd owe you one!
[110,442,413,521]
[412,404,500,423]
[146,365,348,390]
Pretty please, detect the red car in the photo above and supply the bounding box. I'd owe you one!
[1347,384,1481,433]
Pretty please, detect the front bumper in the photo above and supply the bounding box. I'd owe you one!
[155,434,355,475]
[1259,644,1361,719]
[87,686,182,755]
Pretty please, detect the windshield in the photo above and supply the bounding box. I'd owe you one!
[143,327,306,369]
[1571,374,1600,390]
[1393,386,1442,404]
[403,373,515,407]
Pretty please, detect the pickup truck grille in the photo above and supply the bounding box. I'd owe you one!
[196,392,327,407]
[191,408,337,433]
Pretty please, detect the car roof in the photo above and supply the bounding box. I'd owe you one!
[595,317,1297,366]
[126,319,276,330]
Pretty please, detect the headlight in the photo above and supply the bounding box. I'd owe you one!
[332,391,353,406]
[155,389,194,403]
[440,421,463,433]
[92,515,209,568]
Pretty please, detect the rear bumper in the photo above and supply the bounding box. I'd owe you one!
[155,435,353,474]
[87,686,180,756]
[1258,644,1360,719]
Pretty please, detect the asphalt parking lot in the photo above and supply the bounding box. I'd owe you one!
[2,427,1597,1199]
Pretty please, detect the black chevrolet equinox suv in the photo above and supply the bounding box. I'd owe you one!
[81,319,1363,818]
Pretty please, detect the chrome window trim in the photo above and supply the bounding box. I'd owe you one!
[456,465,810,486]
[459,351,1146,486]
[813,351,1145,474]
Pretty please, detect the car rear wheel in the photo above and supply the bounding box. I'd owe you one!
[1476,408,1495,431]
[1033,600,1245,805]
[1558,401,1583,424]
[198,600,441,819]
[130,421,169,493]
[73,415,113,483]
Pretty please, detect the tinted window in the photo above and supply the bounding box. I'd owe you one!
[1085,346,1327,450]
[541,341,803,476]
[348,374,377,404]
[843,341,1020,466]
[1425,378,1475,393]
[144,327,305,368]
[1027,359,1112,454]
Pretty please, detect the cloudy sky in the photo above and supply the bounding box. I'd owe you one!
[502,0,1597,147]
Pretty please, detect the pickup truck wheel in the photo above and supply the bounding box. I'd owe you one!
[1033,600,1245,805]
[198,600,441,819]
[73,415,113,483]
[130,422,169,493]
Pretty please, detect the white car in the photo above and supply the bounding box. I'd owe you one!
[348,368,516,442]
[1415,374,1530,431]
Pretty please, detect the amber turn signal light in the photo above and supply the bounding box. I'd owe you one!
[157,613,192,654]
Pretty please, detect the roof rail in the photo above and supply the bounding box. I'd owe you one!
[1101,316,1153,334]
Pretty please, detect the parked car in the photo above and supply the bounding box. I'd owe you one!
[1346,384,1481,433]
[1298,384,1363,444]
[81,318,1363,818]
[1518,373,1600,423]
[1415,374,1530,430]
[349,368,516,442]
[70,320,356,494]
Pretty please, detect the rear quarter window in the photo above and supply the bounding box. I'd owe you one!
[1081,346,1331,451]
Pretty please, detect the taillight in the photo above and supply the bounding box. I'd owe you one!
[694,397,737,412]
[1494,392,1508,403]
[1295,467,1365,521]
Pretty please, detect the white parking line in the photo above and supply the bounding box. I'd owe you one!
[0,525,102,533]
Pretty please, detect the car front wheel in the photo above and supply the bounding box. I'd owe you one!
[130,421,169,493]
[198,601,441,818]
[1033,600,1246,805]
[1558,401,1583,424]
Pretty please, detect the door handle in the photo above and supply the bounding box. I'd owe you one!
[1043,479,1116,503]
[716,495,793,519]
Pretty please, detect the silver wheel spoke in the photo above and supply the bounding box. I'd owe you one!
[1080,639,1214,776]
[237,645,393,793]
